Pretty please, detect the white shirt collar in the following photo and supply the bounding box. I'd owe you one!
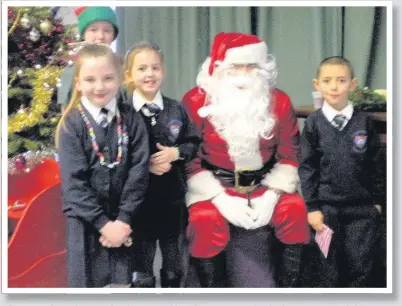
[81,96,117,124]
[321,101,354,122]
[132,90,164,112]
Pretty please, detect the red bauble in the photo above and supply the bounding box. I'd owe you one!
[8,8,13,17]
[15,155,27,170]
[26,53,35,60]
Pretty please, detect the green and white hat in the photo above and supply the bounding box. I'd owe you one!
[75,6,119,39]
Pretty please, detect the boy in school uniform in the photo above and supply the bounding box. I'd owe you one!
[57,6,124,113]
[299,56,386,287]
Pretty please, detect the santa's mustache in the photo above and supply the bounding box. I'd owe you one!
[198,74,269,118]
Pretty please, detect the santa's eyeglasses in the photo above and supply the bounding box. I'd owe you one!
[219,63,261,76]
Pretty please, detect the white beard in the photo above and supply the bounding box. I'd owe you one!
[201,73,276,169]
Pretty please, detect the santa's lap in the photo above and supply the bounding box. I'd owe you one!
[187,189,310,259]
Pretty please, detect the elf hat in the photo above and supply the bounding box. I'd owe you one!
[208,32,268,75]
[75,6,119,40]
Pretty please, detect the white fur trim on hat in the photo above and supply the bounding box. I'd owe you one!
[220,41,268,68]
[261,163,300,194]
[185,170,225,207]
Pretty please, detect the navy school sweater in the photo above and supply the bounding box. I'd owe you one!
[132,94,201,202]
[298,109,386,212]
[58,100,150,231]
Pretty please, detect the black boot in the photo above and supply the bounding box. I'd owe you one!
[130,272,156,288]
[160,269,181,288]
[280,244,303,288]
[192,252,227,287]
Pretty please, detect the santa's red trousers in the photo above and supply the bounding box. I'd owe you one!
[187,187,311,258]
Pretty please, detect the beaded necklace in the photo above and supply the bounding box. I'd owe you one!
[78,103,126,169]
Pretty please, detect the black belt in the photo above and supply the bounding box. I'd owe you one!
[201,160,273,191]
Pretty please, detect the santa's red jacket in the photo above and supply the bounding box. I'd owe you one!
[181,86,301,206]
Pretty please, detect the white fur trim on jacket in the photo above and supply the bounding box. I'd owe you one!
[261,163,299,194]
[185,170,225,207]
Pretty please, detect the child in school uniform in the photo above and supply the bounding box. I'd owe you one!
[298,56,386,287]
[56,44,150,288]
[124,41,200,288]
[57,6,126,113]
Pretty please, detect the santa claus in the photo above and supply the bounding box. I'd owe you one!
[181,32,311,288]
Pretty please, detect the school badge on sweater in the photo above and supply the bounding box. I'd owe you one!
[352,130,368,153]
[167,119,182,143]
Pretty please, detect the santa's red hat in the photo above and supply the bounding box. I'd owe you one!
[208,32,268,75]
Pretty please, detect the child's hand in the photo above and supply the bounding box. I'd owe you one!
[99,221,131,246]
[150,162,172,175]
[99,222,122,247]
[114,220,132,243]
[151,143,178,164]
[99,235,133,248]
[308,211,324,232]
[114,220,132,234]
[99,235,117,248]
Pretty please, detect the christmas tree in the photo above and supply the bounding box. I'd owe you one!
[7,6,76,157]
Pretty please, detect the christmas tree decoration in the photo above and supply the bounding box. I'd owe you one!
[14,154,27,170]
[8,6,75,156]
[29,27,40,41]
[8,66,63,135]
[50,117,59,124]
[17,105,26,114]
[8,150,58,175]
[8,9,22,35]
[39,19,53,35]
[20,13,31,28]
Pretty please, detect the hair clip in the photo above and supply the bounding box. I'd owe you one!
[123,41,164,64]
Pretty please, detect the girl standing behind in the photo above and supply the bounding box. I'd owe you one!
[124,42,200,288]
[56,44,149,288]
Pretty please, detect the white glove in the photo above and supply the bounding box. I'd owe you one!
[249,190,280,229]
[212,192,258,230]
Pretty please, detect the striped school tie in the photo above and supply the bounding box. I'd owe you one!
[99,108,109,129]
[332,114,347,130]
[142,103,161,117]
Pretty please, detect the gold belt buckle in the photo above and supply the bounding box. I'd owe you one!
[234,168,256,193]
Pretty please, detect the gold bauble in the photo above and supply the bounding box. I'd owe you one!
[39,19,53,35]
[20,13,31,29]
[50,117,59,124]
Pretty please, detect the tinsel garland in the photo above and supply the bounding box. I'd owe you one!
[8,149,58,175]
[7,7,23,35]
[8,66,62,134]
